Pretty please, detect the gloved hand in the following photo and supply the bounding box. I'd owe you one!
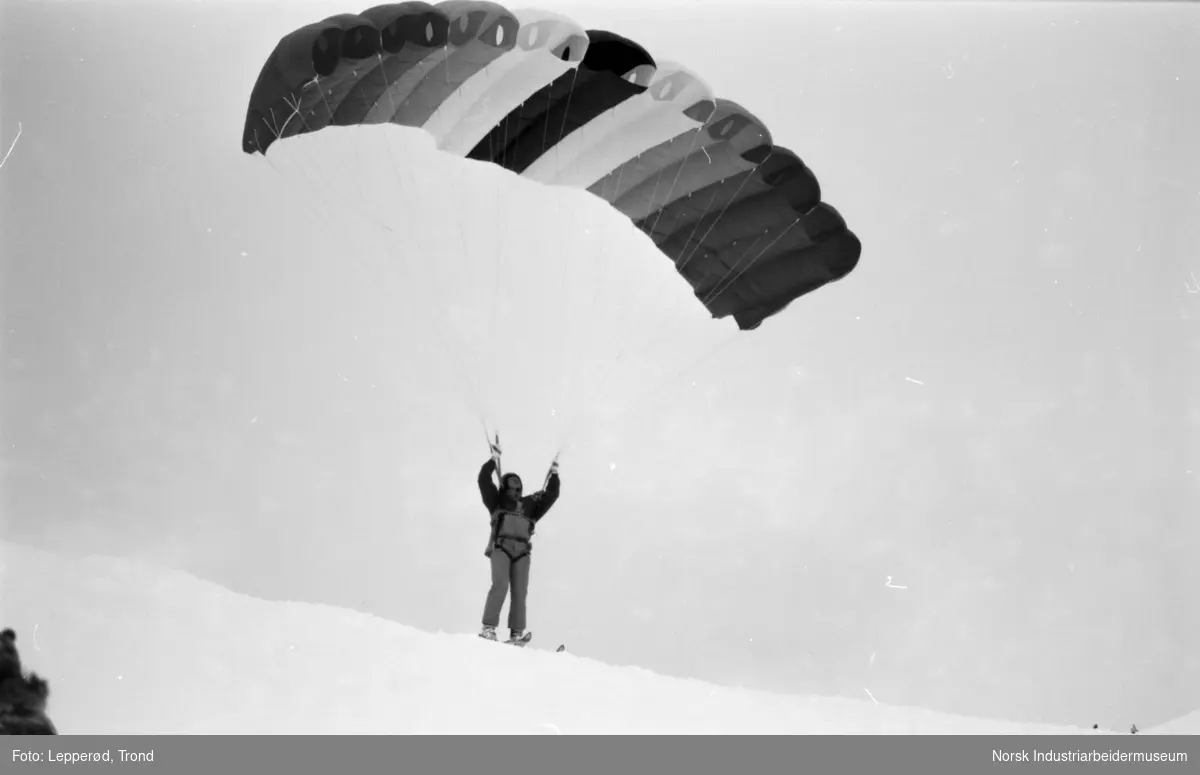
[548,460,559,476]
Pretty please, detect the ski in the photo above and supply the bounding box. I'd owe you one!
[477,630,533,647]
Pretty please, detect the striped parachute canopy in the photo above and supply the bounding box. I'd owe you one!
[242,1,861,332]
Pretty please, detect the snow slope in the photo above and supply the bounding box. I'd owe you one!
[2,541,1106,735]
[1149,710,1200,735]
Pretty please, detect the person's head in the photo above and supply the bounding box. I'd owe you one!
[501,472,523,502]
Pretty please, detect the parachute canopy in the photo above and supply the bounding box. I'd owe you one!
[242,1,861,331]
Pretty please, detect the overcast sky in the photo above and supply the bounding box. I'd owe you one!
[2,0,1197,732]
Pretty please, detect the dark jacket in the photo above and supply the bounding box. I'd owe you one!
[0,628,57,735]
[478,458,560,557]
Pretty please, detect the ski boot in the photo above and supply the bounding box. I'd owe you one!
[478,625,498,641]
[505,629,533,647]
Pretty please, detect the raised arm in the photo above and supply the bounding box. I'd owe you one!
[478,458,499,512]
[530,466,561,520]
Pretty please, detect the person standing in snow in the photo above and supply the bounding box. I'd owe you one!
[477,437,560,645]
[0,628,58,734]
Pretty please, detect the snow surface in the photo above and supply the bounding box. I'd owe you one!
[1,540,1141,735]
[1148,710,1200,736]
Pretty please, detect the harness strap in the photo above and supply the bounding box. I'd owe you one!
[490,504,535,563]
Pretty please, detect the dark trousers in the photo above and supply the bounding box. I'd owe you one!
[481,547,531,631]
